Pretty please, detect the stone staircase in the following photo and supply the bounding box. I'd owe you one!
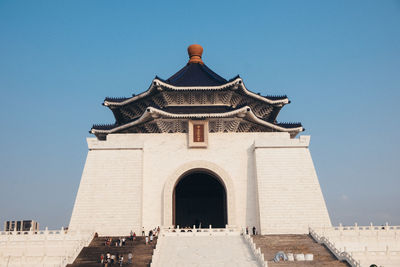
[253,234,350,267]
[66,236,157,267]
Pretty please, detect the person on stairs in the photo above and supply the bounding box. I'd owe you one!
[119,254,124,266]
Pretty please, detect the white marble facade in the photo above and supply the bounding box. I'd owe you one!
[69,131,331,236]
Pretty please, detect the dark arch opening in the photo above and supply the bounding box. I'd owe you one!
[173,171,227,228]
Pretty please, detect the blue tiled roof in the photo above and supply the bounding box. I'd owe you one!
[276,122,303,128]
[163,63,227,86]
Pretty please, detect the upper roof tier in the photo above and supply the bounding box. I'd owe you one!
[102,45,289,125]
[163,62,228,86]
[104,44,288,106]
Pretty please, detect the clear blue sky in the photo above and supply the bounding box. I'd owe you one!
[0,0,399,229]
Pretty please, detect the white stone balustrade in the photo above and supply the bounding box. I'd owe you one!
[242,228,268,267]
[150,230,164,267]
[159,225,239,237]
[310,224,400,267]
[309,227,361,266]
[0,228,94,267]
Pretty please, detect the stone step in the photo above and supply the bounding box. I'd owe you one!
[66,236,157,267]
[253,234,349,267]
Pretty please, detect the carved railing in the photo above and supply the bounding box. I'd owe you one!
[60,231,94,266]
[317,222,400,235]
[309,227,361,267]
[149,230,164,267]
[0,227,68,237]
[0,227,94,267]
[241,228,268,267]
[159,224,239,236]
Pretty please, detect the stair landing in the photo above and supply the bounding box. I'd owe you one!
[156,234,259,267]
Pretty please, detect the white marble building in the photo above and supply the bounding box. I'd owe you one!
[68,44,332,236]
[2,45,398,267]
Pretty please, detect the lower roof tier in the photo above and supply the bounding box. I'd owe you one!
[91,106,303,140]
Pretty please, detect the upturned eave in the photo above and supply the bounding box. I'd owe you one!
[103,78,289,108]
[91,105,302,136]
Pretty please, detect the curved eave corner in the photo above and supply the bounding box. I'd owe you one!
[103,77,290,108]
[90,106,303,137]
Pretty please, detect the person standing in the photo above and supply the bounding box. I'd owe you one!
[128,252,133,264]
[119,255,124,266]
[106,252,111,262]
[252,226,256,235]
[142,227,145,236]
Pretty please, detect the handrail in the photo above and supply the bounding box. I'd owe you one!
[312,223,400,234]
[241,228,268,267]
[0,228,94,267]
[159,225,239,236]
[150,231,164,267]
[309,227,361,267]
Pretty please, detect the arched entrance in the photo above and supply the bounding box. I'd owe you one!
[173,172,227,228]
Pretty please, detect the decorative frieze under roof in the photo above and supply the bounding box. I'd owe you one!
[91,44,303,140]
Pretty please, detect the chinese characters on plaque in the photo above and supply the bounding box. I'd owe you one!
[188,120,208,148]
[193,124,204,142]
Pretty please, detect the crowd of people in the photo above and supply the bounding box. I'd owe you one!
[104,237,128,247]
[142,227,160,245]
[98,227,160,266]
[100,252,128,267]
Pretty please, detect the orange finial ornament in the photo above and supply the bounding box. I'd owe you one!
[188,44,204,64]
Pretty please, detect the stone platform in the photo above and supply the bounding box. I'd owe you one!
[153,235,259,267]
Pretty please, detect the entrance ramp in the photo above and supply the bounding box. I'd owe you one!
[151,228,260,267]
